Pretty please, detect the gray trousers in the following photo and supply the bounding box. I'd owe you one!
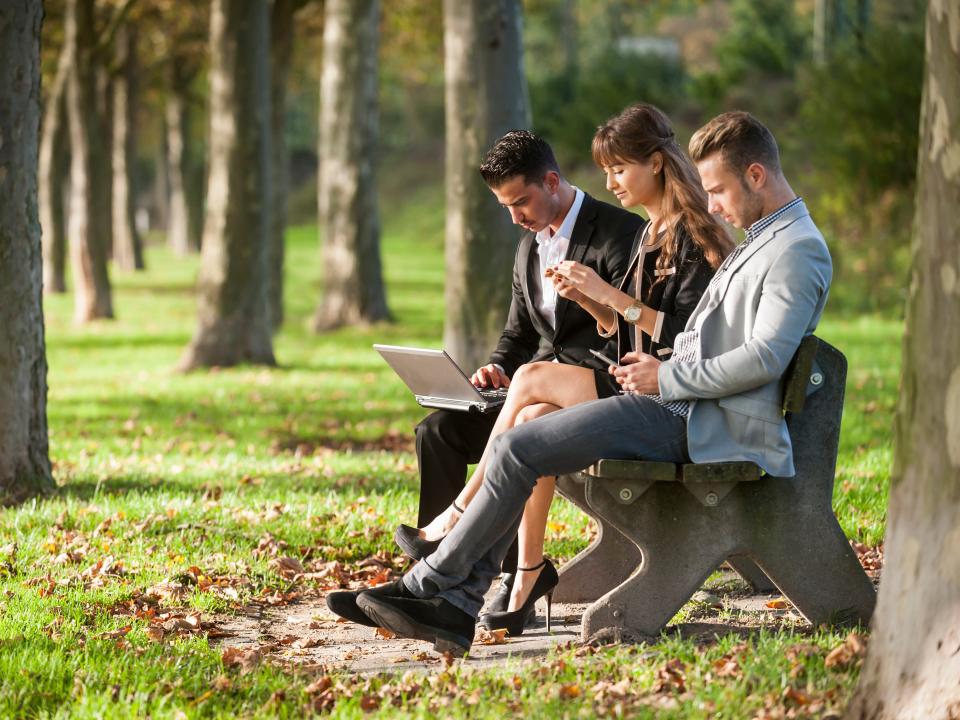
[404,393,690,617]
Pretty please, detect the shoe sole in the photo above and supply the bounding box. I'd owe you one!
[357,594,471,657]
[324,594,378,628]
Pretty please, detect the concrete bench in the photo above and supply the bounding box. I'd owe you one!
[554,336,877,641]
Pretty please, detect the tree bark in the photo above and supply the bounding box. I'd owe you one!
[845,3,960,719]
[65,0,114,322]
[0,0,54,502]
[111,21,144,272]
[39,41,70,295]
[154,123,170,233]
[441,0,532,370]
[179,0,275,370]
[268,0,295,332]
[96,57,114,260]
[312,0,391,331]
[165,65,201,256]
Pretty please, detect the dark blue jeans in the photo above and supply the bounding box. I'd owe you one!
[404,393,690,617]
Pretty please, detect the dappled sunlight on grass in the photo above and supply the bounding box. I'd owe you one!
[2,180,898,717]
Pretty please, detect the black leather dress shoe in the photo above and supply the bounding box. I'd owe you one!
[393,524,441,561]
[486,573,514,613]
[357,591,475,657]
[325,578,412,627]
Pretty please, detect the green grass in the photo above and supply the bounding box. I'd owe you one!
[1,180,897,717]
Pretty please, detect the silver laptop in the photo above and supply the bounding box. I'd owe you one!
[373,344,508,413]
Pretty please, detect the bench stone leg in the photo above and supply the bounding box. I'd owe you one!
[554,474,642,603]
[753,517,876,627]
[726,554,777,593]
[581,542,724,641]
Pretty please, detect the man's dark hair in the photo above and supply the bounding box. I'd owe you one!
[688,111,782,177]
[479,130,561,188]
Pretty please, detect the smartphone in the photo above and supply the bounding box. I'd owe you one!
[589,348,620,367]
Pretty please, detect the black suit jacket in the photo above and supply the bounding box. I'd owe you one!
[614,223,717,361]
[488,193,641,377]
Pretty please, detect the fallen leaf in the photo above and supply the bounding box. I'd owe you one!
[825,632,867,669]
[765,598,789,609]
[474,627,508,645]
[558,683,581,700]
[145,626,165,642]
[713,655,741,678]
[221,647,261,675]
[359,694,380,711]
[374,627,396,640]
[305,676,332,695]
[271,556,305,579]
[99,625,132,639]
[654,659,686,693]
[782,685,810,706]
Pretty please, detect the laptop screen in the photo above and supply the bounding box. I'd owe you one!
[373,345,485,402]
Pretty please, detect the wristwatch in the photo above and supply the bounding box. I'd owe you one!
[623,300,644,324]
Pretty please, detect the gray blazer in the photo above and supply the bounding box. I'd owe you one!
[658,201,832,477]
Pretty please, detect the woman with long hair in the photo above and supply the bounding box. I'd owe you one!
[395,103,733,632]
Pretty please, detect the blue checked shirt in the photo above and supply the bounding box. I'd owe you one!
[639,197,804,418]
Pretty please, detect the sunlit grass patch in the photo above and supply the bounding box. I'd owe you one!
[1,180,896,717]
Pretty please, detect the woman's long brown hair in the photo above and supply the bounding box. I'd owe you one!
[592,103,734,281]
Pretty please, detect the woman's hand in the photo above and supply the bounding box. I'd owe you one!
[550,272,586,304]
[550,261,613,305]
[611,351,661,394]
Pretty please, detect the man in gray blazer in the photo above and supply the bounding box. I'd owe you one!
[344,112,834,656]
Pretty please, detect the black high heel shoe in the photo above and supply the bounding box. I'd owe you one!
[393,525,440,561]
[478,558,558,636]
[393,503,463,560]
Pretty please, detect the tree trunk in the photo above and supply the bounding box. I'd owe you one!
[96,58,114,261]
[0,0,54,503]
[111,22,144,272]
[66,0,114,322]
[154,123,170,233]
[845,4,960,719]
[179,0,275,370]
[312,0,391,331]
[39,42,70,295]
[165,65,201,256]
[268,0,295,332]
[441,0,531,370]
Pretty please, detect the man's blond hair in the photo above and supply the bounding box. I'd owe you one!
[689,111,782,177]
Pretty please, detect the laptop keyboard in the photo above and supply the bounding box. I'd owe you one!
[478,387,509,400]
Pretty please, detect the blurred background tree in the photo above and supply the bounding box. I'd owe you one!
[34,0,925,340]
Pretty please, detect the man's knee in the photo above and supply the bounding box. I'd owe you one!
[416,410,462,446]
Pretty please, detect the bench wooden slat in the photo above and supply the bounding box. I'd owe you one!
[586,459,677,481]
[681,461,761,483]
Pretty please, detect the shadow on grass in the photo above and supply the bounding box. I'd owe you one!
[269,429,415,455]
[52,466,417,503]
[54,476,207,501]
[49,332,191,352]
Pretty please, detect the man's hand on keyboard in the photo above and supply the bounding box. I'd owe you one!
[472,364,511,389]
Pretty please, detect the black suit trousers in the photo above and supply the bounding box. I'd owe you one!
[414,408,519,573]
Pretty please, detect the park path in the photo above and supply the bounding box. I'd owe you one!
[214,570,801,675]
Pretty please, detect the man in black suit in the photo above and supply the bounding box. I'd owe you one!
[410,131,642,570]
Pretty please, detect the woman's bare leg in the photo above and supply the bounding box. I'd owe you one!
[419,362,601,540]
[508,403,561,611]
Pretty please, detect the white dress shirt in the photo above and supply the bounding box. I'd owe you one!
[535,187,584,330]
